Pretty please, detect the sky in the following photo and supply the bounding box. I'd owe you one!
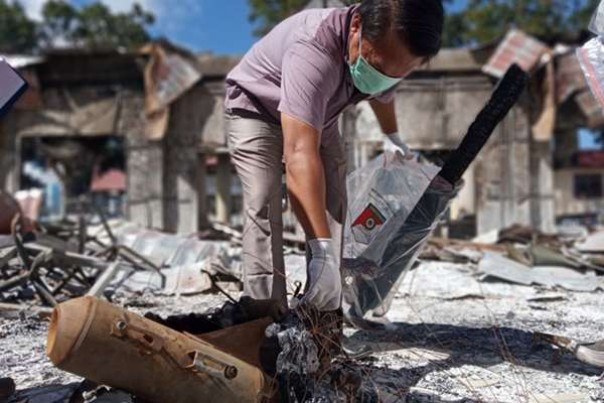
[15,0,469,54]
[578,128,602,150]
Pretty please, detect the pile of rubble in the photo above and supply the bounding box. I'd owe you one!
[0,194,307,402]
[1,217,603,402]
[422,224,604,295]
[1,179,604,402]
[0,210,245,311]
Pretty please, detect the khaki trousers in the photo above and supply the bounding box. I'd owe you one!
[226,112,347,306]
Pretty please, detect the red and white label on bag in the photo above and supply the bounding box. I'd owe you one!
[351,203,388,245]
[353,203,386,231]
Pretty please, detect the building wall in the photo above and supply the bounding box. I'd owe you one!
[554,168,604,217]
[0,81,177,231]
[353,76,496,221]
[162,80,229,233]
[399,76,497,224]
[396,77,495,149]
[1,85,146,193]
[475,100,533,234]
[345,74,556,235]
[120,91,166,230]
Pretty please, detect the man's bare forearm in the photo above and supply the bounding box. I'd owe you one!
[282,113,331,240]
[369,99,398,134]
[286,152,331,239]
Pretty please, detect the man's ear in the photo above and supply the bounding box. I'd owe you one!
[350,12,361,34]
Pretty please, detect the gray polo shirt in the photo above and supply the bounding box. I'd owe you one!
[225,5,396,135]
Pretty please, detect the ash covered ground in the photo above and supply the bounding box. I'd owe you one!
[2,261,603,402]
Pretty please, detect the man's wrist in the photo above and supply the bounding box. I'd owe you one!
[308,238,334,257]
[385,131,402,143]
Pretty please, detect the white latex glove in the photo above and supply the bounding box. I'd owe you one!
[384,132,413,160]
[302,239,342,311]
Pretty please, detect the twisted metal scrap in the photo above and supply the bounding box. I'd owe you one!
[264,304,346,402]
[266,310,320,377]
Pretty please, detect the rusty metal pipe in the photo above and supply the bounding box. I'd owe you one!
[47,296,271,403]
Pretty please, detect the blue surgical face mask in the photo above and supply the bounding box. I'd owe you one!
[349,30,403,95]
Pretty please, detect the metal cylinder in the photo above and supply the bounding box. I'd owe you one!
[47,296,270,403]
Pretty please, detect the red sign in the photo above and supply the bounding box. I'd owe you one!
[577,151,604,168]
[352,203,386,231]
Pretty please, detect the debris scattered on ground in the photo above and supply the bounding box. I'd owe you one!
[0,212,245,308]
[1,190,603,402]
[536,332,604,368]
[3,255,603,402]
[577,229,604,254]
[478,252,604,292]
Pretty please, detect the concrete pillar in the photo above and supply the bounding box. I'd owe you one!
[450,163,476,220]
[119,93,165,230]
[501,114,516,227]
[530,139,556,233]
[163,140,202,234]
[215,153,232,224]
[341,106,358,174]
[0,114,20,193]
[127,143,164,230]
[197,153,209,230]
[476,105,532,235]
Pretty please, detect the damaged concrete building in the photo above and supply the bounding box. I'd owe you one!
[0,45,241,235]
[1,29,603,238]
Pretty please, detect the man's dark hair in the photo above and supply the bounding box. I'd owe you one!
[358,0,444,58]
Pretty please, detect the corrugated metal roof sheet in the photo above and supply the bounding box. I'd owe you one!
[576,90,604,127]
[556,52,587,104]
[18,97,121,137]
[483,29,549,77]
